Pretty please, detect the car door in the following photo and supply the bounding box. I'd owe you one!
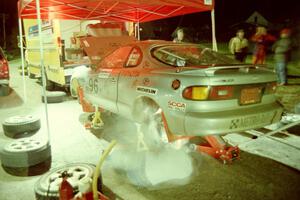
[96,46,133,112]
[117,46,144,115]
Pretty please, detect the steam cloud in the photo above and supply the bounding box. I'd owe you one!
[103,112,196,188]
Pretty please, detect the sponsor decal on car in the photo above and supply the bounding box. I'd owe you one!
[229,112,274,129]
[168,100,186,112]
[136,86,157,95]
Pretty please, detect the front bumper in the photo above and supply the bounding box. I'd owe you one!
[184,102,283,136]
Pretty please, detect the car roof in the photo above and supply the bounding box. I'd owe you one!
[129,40,198,49]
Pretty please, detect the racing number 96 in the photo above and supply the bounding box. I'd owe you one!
[88,78,99,93]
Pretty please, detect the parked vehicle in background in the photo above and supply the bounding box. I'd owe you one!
[0,47,10,96]
[72,40,283,142]
[23,19,128,91]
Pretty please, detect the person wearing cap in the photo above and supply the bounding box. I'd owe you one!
[229,29,249,62]
[272,28,292,85]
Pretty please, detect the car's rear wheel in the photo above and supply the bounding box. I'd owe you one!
[133,98,170,146]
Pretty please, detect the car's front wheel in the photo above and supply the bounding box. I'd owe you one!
[70,78,79,98]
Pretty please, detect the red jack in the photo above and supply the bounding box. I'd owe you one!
[192,135,240,164]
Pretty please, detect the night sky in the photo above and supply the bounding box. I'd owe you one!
[1,0,299,49]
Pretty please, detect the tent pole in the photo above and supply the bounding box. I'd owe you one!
[134,23,137,38]
[18,18,26,103]
[137,21,140,40]
[211,8,218,51]
[35,0,51,143]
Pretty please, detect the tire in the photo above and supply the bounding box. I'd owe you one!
[42,91,66,103]
[34,163,103,200]
[0,84,10,96]
[2,115,41,138]
[133,98,170,146]
[0,138,51,176]
[2,157,52,177]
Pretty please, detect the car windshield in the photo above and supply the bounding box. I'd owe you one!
[151,44,241,67]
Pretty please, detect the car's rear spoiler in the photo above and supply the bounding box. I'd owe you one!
[202,65,271,76]
[176,64,272,76]
[80,36,136,66]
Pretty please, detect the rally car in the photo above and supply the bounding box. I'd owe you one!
[71,39,282,141]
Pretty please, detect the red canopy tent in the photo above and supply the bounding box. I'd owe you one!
[18,0,214,22]
[17,0,217,140]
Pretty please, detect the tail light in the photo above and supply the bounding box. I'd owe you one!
[183,86,209,100]
[183,85,234,101]
[265,82,277,94]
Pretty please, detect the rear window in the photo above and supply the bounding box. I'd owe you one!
[151,45,240,67]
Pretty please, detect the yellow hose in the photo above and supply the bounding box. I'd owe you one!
[92,140,117,200]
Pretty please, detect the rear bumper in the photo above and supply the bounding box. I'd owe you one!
[184,102,283,136]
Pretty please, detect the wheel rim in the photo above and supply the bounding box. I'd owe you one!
[70,79,79,98]
[39,164,94,193]
[4,138,47,152]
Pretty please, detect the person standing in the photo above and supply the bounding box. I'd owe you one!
[272,28,292,85]
[173,28,187,43]
[229,29,249,62]
[251,26,276,64]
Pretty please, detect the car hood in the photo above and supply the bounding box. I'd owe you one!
[80,36,136,65]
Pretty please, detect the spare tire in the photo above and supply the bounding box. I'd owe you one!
[42,91,66,103]
[0,138,51,176]
[34,163,103,200]
[2,115,41,138]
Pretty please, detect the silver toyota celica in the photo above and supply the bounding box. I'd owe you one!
[72,40,283,139]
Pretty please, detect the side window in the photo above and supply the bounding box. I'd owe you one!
[125,47,142,68]
[100,46,132,69]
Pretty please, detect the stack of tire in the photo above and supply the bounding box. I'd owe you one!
[42,91,67,103]
[0,115,51,176]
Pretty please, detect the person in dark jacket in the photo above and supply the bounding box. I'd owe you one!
[272,28,292,85]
